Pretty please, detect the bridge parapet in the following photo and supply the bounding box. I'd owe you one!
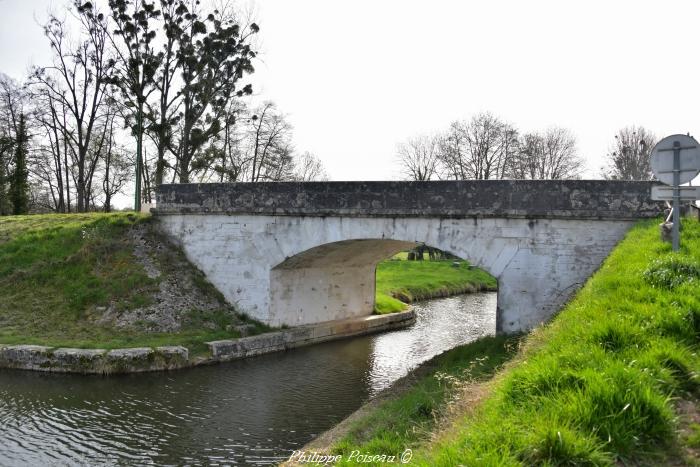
[154,180,662,220]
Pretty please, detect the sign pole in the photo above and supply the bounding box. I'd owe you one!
[672,141,681,251]
[650,133,700,250]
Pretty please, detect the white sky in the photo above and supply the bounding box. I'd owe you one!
[2,0,700,192]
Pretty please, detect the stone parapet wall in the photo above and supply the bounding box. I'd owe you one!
[154,180,662,220]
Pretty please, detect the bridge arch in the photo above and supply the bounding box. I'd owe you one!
[269,238,487,326]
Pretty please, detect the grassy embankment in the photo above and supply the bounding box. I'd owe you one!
[0,213,496,351]
[0,213,269,353]
[330,218,700,466]
[374,257,497,314]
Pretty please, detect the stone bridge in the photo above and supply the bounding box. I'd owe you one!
[154,181,660,334]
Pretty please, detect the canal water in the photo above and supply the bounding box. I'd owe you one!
[0,293,496,466]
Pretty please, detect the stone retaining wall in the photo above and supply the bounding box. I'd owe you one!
[0,310,415,374]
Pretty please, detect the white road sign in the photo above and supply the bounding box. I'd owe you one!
[650,134,700,185]
[651,185,700,201]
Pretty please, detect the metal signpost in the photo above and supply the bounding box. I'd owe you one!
[650,134,700,251]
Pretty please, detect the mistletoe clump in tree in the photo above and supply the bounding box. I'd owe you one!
[173,2,257,183]
[105,0,258,208]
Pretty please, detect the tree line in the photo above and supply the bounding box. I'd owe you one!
[0,0,327,215]
[396,112,658,182]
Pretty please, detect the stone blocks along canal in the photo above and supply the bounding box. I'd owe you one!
[0,311,415,374]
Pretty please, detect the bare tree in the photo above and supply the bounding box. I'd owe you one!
[30,4,114,212]
[245,102,294,182]
[100,113,130,211]
[463,112,507,179]
[212,100,247,182]
[510,128,582,179]
[32,88,71,212]
[0,74,24,215]
[396,135,440,181]
[498,123,519,179]
[602,126,656,180]
[438,120,469,180]
[438,113,513,180]
[293,151,329,181]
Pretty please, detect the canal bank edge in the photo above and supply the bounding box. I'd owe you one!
[0,310,415,374]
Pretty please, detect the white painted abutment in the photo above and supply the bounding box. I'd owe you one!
[154,180,661,334]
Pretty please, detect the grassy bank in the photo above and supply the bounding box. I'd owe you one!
[0,213,268,353]
[374,259,497,314]
[330,218,700,466]
[0,213,494,352]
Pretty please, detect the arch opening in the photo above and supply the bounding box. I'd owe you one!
[269,238,496,327]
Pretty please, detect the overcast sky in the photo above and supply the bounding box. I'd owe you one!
[2,0,699,186]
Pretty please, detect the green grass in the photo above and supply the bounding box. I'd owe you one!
[329,218,700,466]
[374,259,497,314]
[332,335,521,466]
[0,213,267,352]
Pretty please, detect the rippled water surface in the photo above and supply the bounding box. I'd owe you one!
[0,293,496,466]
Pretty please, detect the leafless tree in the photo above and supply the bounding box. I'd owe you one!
[210,100,247,182]
[510,128,582,179]
[32,88,72,212]
[438,113,514,180]
[602,126,656,180]
[29,5,114,211]
[293,151,329,181]
[96,111,130,211]
[245,102,294,182]
[438,121,469,180]
[463,112,508,179]
[396,135,441,181]
[498,123,519,179]
[0,74,25,214]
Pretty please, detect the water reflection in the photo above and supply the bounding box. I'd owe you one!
[0,292,496,466]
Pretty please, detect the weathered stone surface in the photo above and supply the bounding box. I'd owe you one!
[52,348,107,371]
[155,346,189,368]
[228,323,257,337]
[0,345,192,374]
[106,347,154,372]
[207,310,416,360]
[0,345,53,369]
[107,347,153,359]
[156,213,638,333]
[154,180,662,220]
